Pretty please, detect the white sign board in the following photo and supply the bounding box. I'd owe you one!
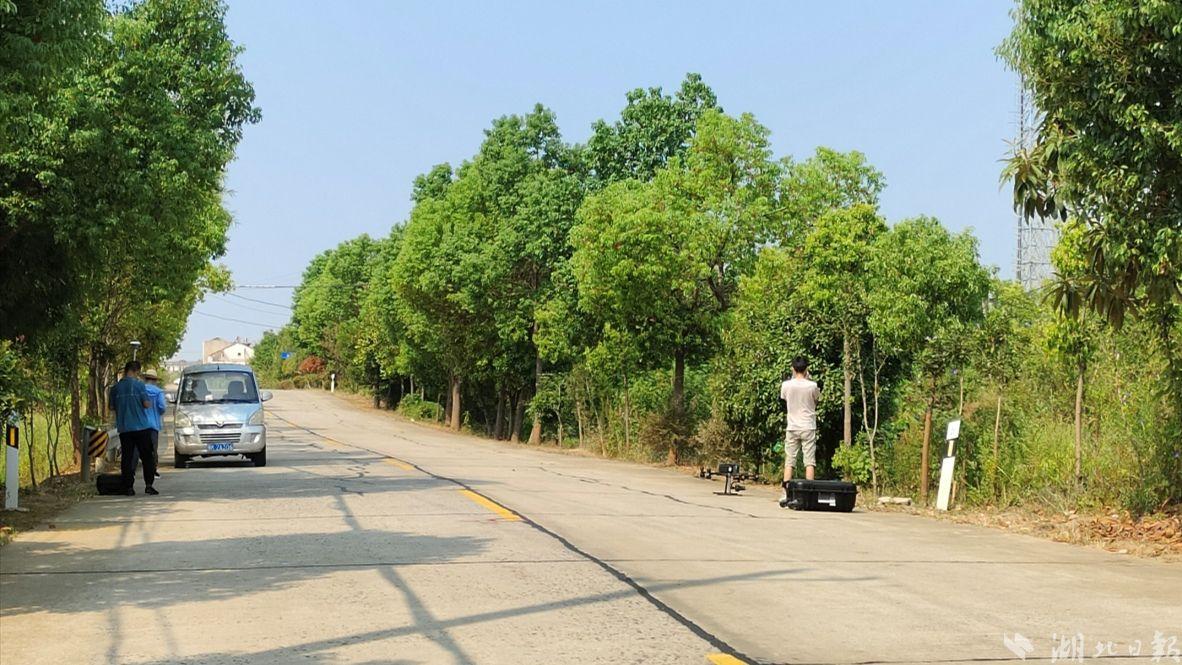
[945,419,961,441]
[936,456,956,511]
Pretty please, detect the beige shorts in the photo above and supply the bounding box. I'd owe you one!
[785,429,817,468]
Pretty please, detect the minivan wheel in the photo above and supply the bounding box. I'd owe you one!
[251,448,267,467]
[174,452,190,469]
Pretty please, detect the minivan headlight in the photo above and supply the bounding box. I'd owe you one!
[176,411,193,429]
[248,409,264,426]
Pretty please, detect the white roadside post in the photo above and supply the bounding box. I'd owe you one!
[331,372,336,393]
[4,416,20,511]
[936,419,961,511]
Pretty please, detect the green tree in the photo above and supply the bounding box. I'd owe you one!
[976,279,1038,493]
[586,73,719,184]
[794,204,887,450]
[290,234,384,379]
[778,147,885,245]
[572,111,780,462]
[867,217,990,503]
[0,0,103,340]
[1002,0,1182,411]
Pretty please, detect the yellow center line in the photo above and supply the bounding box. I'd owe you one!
[383,458,415,471]
[459,489,521,522]
[706,654,747,665]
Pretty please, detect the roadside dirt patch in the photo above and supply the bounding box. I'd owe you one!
[872,501,1182,561]
[0,471,94,546]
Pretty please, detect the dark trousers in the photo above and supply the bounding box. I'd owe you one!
[129,429,160,470]
[120,429,156,489]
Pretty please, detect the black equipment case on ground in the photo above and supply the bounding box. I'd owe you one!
[786,479,857,512]
[96,473,127,495]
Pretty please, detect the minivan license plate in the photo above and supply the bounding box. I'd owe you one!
[209,443,234,452]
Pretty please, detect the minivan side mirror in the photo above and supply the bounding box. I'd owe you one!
[166,390,177,404]
[259,390,273,402]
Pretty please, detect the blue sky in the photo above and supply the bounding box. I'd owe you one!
[178,0,1021,359]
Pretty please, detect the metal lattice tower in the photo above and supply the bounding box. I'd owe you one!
[1014,80,1059,291]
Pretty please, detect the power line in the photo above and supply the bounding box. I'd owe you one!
[192,310,286,329]
[208,294,283,314]
[223,292,292,310]
[234,284,297,289]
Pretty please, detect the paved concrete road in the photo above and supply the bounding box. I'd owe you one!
[2,391,1178,665]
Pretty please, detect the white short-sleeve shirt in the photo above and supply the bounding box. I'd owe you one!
[780,377,820,431]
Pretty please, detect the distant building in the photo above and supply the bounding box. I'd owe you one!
[202,337,255,364]
[164,358,192,375]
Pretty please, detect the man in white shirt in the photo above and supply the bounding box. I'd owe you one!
[779,356,820,506]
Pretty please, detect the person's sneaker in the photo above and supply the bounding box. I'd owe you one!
[154,471,161,478]
[124,488,136,496]
[778,484,789,508]
[144,486,159,496]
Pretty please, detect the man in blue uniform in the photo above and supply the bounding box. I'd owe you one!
[141,368,167,478]
[109,361,158,495]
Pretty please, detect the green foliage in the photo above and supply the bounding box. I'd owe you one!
[779,148,885,244]
[586,73,719,184]
[832,442,873,486]
[271,69,1178,513]
[396,394,443,422]
[572,110,780,434]
[1003,0,1182,328]
[0,0,257,486]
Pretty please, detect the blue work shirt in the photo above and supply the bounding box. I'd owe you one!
[143,382,167,431]
[110,376,152,433]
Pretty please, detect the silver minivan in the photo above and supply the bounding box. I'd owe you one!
[168,363,272,467]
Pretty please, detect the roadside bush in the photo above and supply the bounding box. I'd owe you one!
[397,394,443,422]
[832,441,873,486]
[693,415,741,468]
[637,409,692,464]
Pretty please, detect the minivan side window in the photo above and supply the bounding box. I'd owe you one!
[179,371,259,404]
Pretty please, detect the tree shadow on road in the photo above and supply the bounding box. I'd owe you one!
[0,528,491,617]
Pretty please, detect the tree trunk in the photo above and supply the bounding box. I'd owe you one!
[556,411,564,448]
[25,409,36,490]
[858,347,882,495]
[1074,361,1085,485]
[510,390,525,443]
[958,370,965,417]
[528,351,543,445]
[842,332,852,447]
[992,392,1003,494]
[671,348,686,418]
[669,349,685,465]
[621,373,632,452]
[920,388,934,505]
[449,374,462,431]
[86,354,101,422]
[71,359,87,482]
[493,391,505,440]
[574,392,584,448]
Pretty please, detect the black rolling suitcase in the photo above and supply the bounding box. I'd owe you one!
[96,473,128,495]
[785,479,857,512]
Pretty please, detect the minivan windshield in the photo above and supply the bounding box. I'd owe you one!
[179,371,259,404]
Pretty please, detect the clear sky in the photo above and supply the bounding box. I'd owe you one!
[177,0,1021,360]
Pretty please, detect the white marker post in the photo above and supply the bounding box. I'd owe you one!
[330,373,336,393]
[935,419,960,511]
[4,419,20,511]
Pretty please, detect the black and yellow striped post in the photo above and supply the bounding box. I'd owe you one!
[87,428,109,459]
